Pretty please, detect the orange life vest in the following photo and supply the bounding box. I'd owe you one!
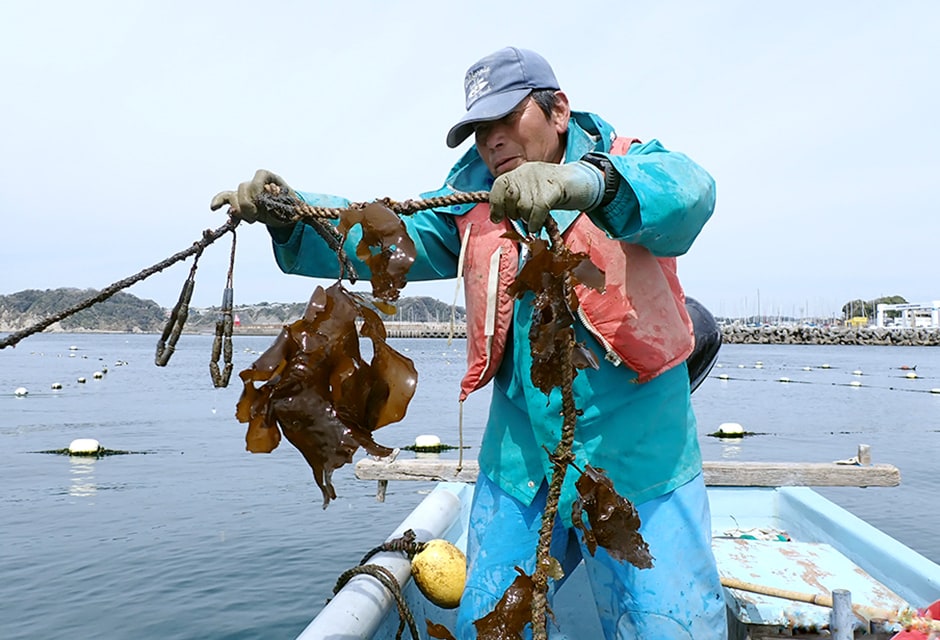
[453,137,694,400]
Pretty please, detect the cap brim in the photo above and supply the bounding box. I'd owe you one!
[445,88,532,148]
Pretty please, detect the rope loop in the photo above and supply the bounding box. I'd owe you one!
[209,230,237,388]
[155,247,203,366]
[331,529,423,640]
[333,564,419,640]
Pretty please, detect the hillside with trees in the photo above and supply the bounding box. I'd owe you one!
[0,288,465,333]
[0,289,166,333]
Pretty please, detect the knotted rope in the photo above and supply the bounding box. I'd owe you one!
[208,230,237,387]
[529,219,581,639]
[333,529,427,640]
[256,185,490,223]
[154,246,203,366]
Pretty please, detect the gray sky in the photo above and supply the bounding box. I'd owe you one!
[2,1,937,319]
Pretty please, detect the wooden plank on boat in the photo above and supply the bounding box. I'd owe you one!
[703,461,899,487]
[355,458,900,487]
[357,458,482,483]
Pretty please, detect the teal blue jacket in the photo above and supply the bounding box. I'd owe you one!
[269,112,716,525]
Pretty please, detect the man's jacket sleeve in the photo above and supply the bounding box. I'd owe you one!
[268,191,463,281]
[586,139,716,257]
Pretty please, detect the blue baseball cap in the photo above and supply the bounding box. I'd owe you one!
[446,47,560,148]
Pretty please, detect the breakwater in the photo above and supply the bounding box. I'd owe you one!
[721,325,940,346]
[234,321,467,339]
[235,322,939,345]
[383,322,467,338]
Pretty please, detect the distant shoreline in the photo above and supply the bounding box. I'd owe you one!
[0,321,469,340]
[4,324,939,346]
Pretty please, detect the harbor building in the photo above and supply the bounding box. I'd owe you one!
[875,300,940,329]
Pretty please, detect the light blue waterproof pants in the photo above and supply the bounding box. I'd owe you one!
[455,472,728,639]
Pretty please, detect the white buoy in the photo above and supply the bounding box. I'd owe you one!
[930,388,940,395]
[754,364,763,369]
[14,387,28,397]
[853,370,863,376]
[802,366,813,371]
[850,380,862,387]
[737,364,745,369]
[77,377,87,384]
[414,434,442,449]
[69,345,78,351]
[821,364,831,369]
[778,377,790,383]
[905,372,918,379]
[93,371,104,379]
[718,373,730,380]
[717,422,744,436]
[68,438,101,455]
[51,383,63,390]
[755,361,763,366]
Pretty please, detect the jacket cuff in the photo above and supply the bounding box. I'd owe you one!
[585,174,642,238]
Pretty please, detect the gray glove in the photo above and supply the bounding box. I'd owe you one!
[489,161,604,233]
[210,169,295,226]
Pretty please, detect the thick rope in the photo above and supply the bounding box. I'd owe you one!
[256,186,489,222]
[529,218,580,639]
[334,529,424,640]
[0,219,239,350]
[334,564,419,640]
[154,248,202,366]
[209,231,237,388]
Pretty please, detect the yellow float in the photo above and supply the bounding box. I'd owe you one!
[411,539,466,609]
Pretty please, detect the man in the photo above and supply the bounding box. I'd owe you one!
[212,46,727,639]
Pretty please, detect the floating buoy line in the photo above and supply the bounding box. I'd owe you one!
[715,362,933,377]
[10,358,114,396]
[710,363,939,394]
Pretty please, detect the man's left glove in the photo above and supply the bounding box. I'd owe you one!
[489,161,605,234]
[210,169,296,226]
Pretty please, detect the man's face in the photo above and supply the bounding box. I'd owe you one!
[473,91,570,177]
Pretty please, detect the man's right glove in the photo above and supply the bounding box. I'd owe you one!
[488,161,605,234]
[210,169,296,226]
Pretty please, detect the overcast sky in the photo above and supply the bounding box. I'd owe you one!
[2,1,937,320]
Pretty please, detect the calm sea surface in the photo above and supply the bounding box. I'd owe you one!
[1,333,938,639]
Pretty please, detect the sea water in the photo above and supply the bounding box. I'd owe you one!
[1,333,937,639]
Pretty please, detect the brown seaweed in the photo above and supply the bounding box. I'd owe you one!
[571,464,653,569]
[473,567,542,639]
[507,235,604,394]
[235,282,417,507]
[426,620,458,639]
[338,202,416,302]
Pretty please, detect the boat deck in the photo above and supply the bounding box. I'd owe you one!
[709,486,935,638]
